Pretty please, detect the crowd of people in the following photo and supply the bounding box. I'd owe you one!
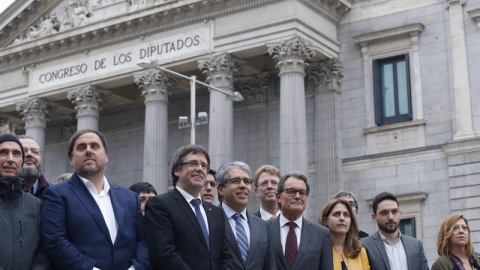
[0,130,478,270]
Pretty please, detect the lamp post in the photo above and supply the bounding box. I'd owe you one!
[137,59,244,144]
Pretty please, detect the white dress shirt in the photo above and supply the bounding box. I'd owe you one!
[176,186,210,233]
[279,214,302,254]
[259,207,281,221]
[222,203,250,244]
[380,231,408,270]
[80,176,135,270]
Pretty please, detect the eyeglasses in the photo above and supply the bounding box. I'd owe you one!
[258,180,279,187]
[181,160,209,170]
[24,148,41,156]
[204,181,216,187]
[282,188,308,198]
[348,201,358,208]
[226,177,253,185]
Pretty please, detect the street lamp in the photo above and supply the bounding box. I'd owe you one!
[137,59,244,144]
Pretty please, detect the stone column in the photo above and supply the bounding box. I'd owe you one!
[446,0,474,140]
[268,37,314,175]
[308,59,343,215]
[67,84,110,131]
[16,98,57,163]
[198,53,245,170]
[134,69,176,193]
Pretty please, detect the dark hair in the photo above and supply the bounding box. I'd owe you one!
[277,171,310,196]
[68,129,108,157]
[253,165,281,187]
[333,191,359,211]
[170,145,210,186]
[321,198,362,258]
[129,182,157,195]
[207,169,216,178]
[372,192,398,214]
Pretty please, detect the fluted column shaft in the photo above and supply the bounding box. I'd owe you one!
[135,70,175,193]
[309,59,343,215]
[446,0,474,140]
[67,85,110,131]
[16,98,56,169]
[199,53,245,170]
[269,38,314,175]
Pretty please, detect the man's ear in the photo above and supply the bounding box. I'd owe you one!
[371,213,377,223]
[217,185,224,197]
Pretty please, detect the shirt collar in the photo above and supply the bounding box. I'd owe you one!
[79,175,109,196]
[259,207,281,220]
[279,213,302,229]
[176,186,201,203]
[379,230,402,245]
[31,179,39,194]
[222,203,248,221]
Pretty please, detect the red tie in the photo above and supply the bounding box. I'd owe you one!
[285,222,298,269]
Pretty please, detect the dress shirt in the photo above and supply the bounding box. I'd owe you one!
[30,179,39,194]
[380,231,408,270]
[80,176,135,270]
[259,207,281,221]
[176,186,210,233]
[279,214,302,254]
[222,203,250,244]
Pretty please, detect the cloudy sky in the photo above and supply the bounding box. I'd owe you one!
[0,0,16,15]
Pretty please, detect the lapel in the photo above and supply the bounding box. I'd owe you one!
[108,182,125,245]
[294,217,311,267]
[270,216,288,269]
[220,205,243,263]
[247,211,259,260]
[400,235,412,270]
[68,174,112,244]
[373,232,392,270]
[172,188,210,251]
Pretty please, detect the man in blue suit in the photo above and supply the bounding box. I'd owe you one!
[144,145,232,270]
[42,129,149,270]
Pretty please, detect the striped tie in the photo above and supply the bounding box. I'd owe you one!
[233,213,249,265]
[285,222,298,270]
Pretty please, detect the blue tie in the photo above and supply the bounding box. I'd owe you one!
[191,199,210,250]
[233,213,249,265]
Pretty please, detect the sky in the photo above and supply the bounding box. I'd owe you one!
[0,0,16,15]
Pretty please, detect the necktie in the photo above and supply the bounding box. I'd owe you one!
[191,199,210,250]
[285,222,298,269]
[233,213,249,265]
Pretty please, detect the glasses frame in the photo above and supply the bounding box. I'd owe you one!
[282,188,308,198]
[180,160,210,171]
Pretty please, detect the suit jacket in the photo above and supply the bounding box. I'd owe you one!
[362,231,429,270]
[221,207,271,270]
[144,188,233,270]
[253,209,261,219]
[41,174,150,270]
[268,216,333,270]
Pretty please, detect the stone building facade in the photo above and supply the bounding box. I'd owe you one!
[0,0,479,264]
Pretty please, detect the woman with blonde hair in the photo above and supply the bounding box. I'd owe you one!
[321,198,370,270]
[432,215,480,270]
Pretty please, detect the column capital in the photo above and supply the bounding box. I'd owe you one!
[236,72,270,104]
[445,0,466,8]
[16,98,56,128]
[308,59,343,92]
[198,53,245,88]
[134,69,176,102]
[67,84,110,117]
[0,113,9,126]
[268,37,315,74]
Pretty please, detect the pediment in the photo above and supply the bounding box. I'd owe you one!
[0,0,178,49]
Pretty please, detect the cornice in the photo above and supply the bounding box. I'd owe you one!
[0,0,281,74]
[352,23,424,45]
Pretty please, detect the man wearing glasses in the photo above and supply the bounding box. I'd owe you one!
[332,191,369,238]
[216,161,271,269]
[18,136,49,200]
[144,145,232,269]
[200,169,217,203]
[268,172,333,270]
[253,165,281,221]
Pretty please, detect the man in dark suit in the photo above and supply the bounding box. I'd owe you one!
[144,145,232,270]
[216,161,270,269]
[252,165,281,221]
[42,129,150,270]
[362,192,428,270]
[268,172,333,270]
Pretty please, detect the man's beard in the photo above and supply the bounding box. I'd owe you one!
[19,167,41,180]
[78,165,102,178]
[378,220,399,234]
